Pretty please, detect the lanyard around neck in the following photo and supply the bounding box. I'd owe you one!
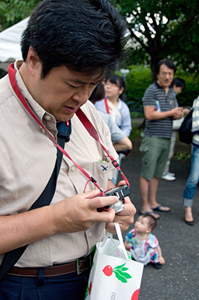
[8,63,129,193]
[104,97,110,114]
[76,109,129,186]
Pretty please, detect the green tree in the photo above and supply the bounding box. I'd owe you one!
[0,0,41,30]
[113,0,199,81]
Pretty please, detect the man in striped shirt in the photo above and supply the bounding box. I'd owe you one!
[139,59,184,219]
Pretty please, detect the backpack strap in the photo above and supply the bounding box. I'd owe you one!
[0,123,70,280]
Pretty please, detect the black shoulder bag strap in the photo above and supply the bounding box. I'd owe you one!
[0,121,71,280]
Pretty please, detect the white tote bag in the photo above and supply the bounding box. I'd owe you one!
[85,223,144,300]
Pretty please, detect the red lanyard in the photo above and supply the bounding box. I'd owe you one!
[103,97,110,114]
[8,64,129,194]
[75,109,129,186]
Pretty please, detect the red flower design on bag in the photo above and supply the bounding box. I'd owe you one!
[102,265,113,276]
[131,288,140,300]
[89,282,92,295]
[102,263,132,283]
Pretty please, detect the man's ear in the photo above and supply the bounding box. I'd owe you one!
[26,46,41,74]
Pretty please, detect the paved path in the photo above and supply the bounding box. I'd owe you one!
[118,149,199,300]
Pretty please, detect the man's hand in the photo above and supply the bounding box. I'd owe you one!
[172,107,184,119]
[105,180,136,234]
[144,105,184,120]
[51,189,119,233]
[0,190,118,254]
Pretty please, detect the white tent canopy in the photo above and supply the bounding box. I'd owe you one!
[0,17,29,70]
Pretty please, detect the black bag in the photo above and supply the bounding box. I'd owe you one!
[179,109,193,144]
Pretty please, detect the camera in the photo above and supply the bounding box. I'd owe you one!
[104,184,131,213]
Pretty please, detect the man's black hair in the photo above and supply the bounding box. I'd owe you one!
[156,59,176,75]
[171,77,186,89]
[21,0,128,78]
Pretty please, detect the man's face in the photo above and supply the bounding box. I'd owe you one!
[157,64,174,89]
[29,63,101,121]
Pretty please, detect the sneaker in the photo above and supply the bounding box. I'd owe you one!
[168,172,175,177]
[161,173,176,181]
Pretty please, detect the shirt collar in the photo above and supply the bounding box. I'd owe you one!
[14,60,57,132]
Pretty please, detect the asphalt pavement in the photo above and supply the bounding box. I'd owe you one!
[117,144,199,300]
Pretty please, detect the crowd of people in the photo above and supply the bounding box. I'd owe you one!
[122,59,197,269]
[93,58,197,269]
[0,0,197,298]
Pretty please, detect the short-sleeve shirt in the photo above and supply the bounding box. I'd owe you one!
[125,229,159,264]
[98,111,125,143]
[0,61,118,268]
[143,82,177,138]
[95,98,132,137]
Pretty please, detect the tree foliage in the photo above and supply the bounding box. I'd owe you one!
[1,0,199,84]
[0,0,41,30]
[113,0,199,81]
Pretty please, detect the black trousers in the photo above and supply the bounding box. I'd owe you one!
[0,268,90,300]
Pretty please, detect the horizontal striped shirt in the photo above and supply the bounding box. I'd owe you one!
[143,82,177,138]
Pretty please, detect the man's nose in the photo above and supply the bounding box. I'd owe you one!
[72,85,91,103]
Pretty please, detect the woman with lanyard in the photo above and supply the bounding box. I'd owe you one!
[94,74,132,137]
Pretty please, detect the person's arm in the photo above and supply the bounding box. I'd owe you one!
[183,108,190,115]
[144,105,184,120]
[100,111,133,152]
[0,190,120,254]
[124,240,131,251]
[119,104,132,137]
[113,136,132,152]
[157,246,165,264]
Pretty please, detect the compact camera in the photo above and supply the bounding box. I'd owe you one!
[104,184,131,213]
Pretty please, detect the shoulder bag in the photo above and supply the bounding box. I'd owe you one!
[179,109,193,144]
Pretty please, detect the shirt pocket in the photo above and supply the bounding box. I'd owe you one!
[93,160,115,190]
[66,159,115,194]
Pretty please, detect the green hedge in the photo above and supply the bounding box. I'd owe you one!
[125,65,151,103]
[175,74,199,107]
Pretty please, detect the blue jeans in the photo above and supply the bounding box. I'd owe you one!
[0,268,90,300]
[182,144,199,207]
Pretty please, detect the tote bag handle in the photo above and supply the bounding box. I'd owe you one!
[100,223,129,260]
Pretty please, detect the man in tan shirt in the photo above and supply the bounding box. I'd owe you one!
[0,0,136,299]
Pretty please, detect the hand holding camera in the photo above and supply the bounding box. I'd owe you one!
[103,184,131,213]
